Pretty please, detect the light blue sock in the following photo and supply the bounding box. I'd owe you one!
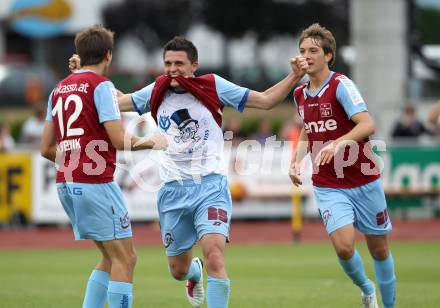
[183,259,202,282]
[82,270,109,308]
[374,252,396,308]
[338,250,375,295]
[108,281,133,308]
[206,276,230,308]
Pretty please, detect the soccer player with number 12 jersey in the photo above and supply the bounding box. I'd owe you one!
[40,25,167,308]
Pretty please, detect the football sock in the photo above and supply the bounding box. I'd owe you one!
[183,259,202,282]
[206,276,230,308]
[374,252,396,308]
[107,281,133,308]
[82,269,109,308]
[339,250,375,295]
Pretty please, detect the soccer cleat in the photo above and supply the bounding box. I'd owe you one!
[361,289,379,308]
[186,257,204,307]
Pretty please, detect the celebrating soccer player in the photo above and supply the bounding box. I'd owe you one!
[71,36,307,307]
[41,25,166,308]
[289,23,396,308]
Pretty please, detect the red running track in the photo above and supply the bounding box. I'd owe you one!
[0,219,439,250]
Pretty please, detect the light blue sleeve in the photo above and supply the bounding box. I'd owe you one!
[45,90,54,122]
[336,77,368,119]
[214,74,249,112]
[94,81,121,123]
[131,82,154,115]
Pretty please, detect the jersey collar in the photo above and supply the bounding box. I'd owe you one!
[305,71,334,97]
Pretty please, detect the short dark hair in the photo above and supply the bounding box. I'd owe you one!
[299,23,336,66]
[163,36,198,63]
[74,25,114,66]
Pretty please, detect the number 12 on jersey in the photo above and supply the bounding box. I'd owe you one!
[52,94,85,138]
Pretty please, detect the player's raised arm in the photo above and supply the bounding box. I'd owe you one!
[69,53,138,113]
[118,93,136,112]
[245,56,308,110]
[427,100,440,125]
[68,53,80,72]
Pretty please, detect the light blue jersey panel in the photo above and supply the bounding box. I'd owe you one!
[131,82,154,115]
[336,77,368,119]
[45,90,54,122]
[94,81,121,123]
[213,74,249,112]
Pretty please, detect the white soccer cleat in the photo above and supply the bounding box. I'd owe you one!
[361,289,379,308]
[186,257,204,307]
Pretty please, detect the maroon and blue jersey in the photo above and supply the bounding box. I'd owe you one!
[46,69,120,183]
[294,72,380,188]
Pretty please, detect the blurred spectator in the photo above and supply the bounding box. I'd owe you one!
[223,118,246,145]
[0,122,15,152]
[427,100,440,139]
[20,105,46,149]
[252,118,273,144]
[391,105,432,141]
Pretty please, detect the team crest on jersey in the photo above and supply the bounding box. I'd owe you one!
[320,103,333,117]
[159,114,171,131]
[170,108,201,144]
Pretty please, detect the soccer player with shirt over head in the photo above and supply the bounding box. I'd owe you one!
[70,36,307,308]
[40,25,167,308]
[290,24,396,308]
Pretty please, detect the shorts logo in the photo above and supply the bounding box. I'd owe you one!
[208,207,228,225]
[120,295,129,308]
[164,232,174,248]
[320,209,332,227]
[120,212,130,229]
[57,186,82,195]
[376,209,389,226]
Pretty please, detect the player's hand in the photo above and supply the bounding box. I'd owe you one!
[314,142,336,166]
[149,133,169,150]
[69,54,81,72]
[290,56,308,79]
[289,161,302,187]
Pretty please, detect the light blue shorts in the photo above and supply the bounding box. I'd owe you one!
[56,181,132,241]
[158,174,232,256]
[313,179,392,235]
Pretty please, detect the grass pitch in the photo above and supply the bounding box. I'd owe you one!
[0,241,438,307]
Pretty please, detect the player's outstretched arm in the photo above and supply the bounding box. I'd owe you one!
[68,54,136,112]
[103,120,167,151]
[40,122,57,162]
[427,100,440,125]
[68,54,80,72]
[118,93,136,112]
[245,56,308,110]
